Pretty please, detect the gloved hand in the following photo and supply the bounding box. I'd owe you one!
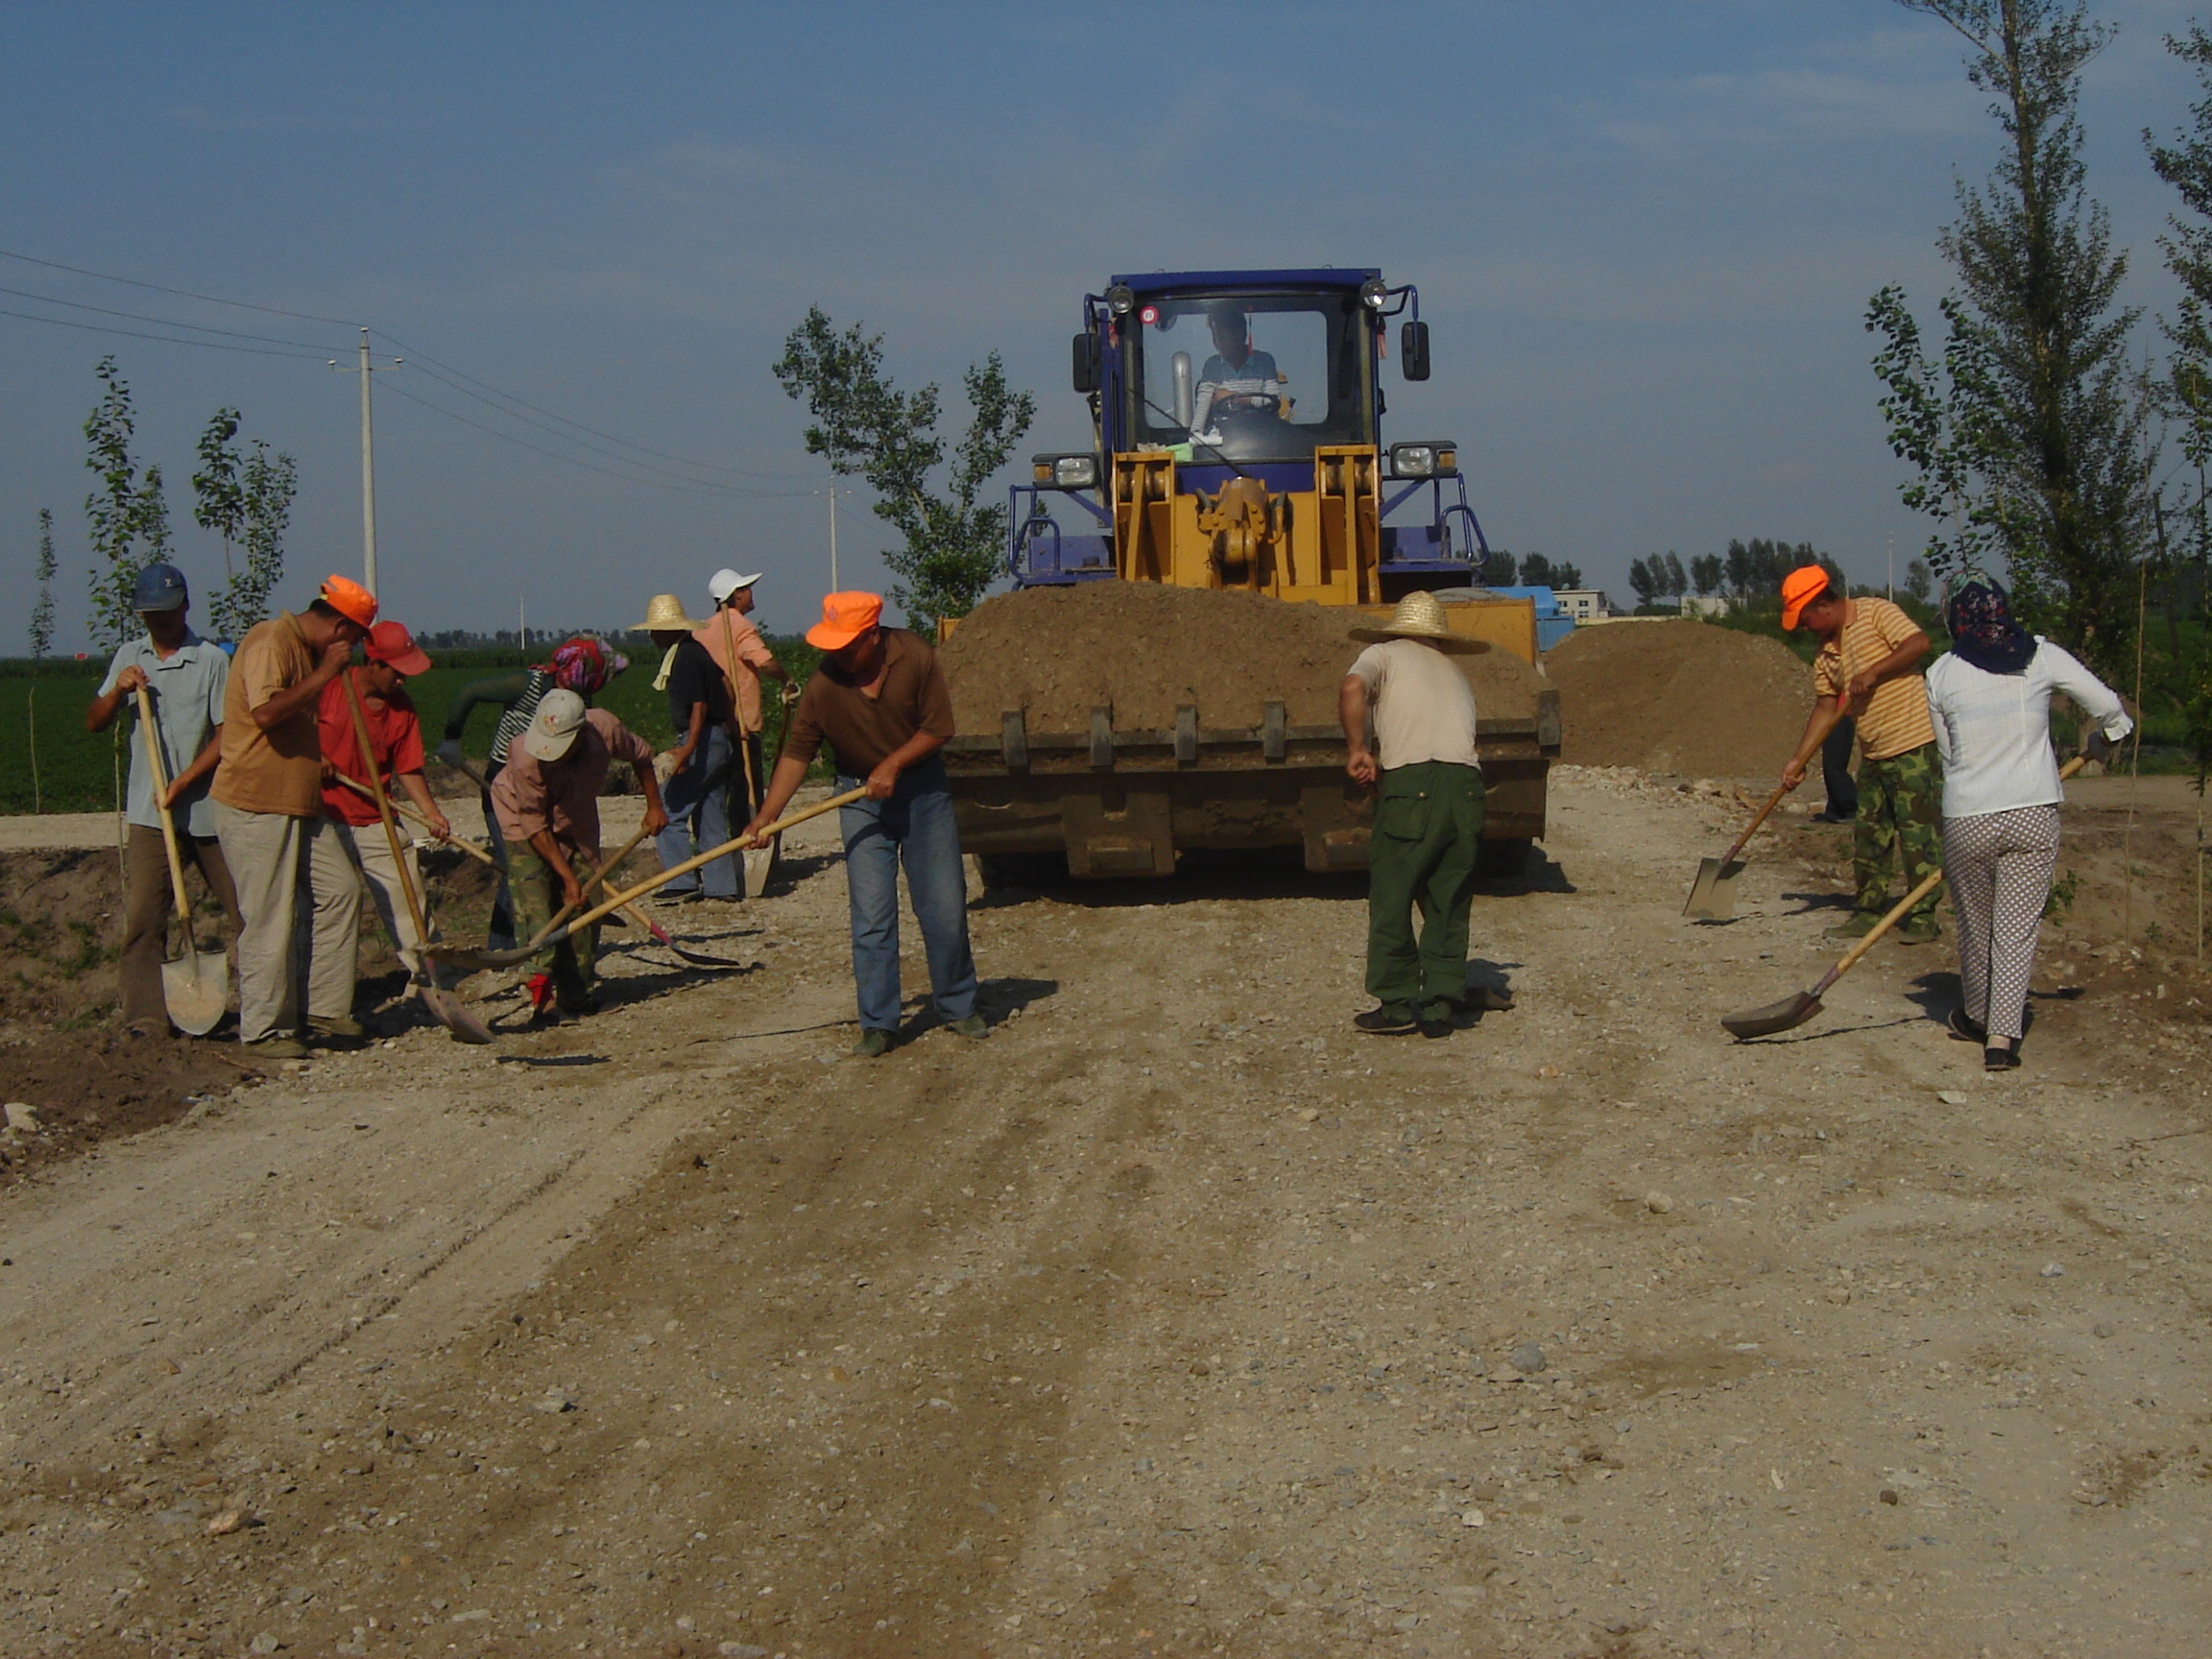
[436,738,466,770]
[2082,729,2118,763]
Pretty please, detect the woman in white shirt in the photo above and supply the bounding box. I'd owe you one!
[1924,574,2130,1071]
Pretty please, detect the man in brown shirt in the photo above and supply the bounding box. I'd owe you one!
[742,591,979,1058]
[213,576,376,1056]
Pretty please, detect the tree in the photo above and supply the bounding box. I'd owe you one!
[1478,547,1516,587]
[2151,23,2212,599]
[1516,552,1555,588]
[82,356,173,652]
[1906,557,1936,603]
[1690,553,1724,596]
[1871,0,2148,674]
[204,427,296,642]
[1627,557,1659,608]
[1662,552,1689,599]
[194,409,244,583]
[773,306,1036,623]
[1552,561,1584,589]
[29,508,56,662]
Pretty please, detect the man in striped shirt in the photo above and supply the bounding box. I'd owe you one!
[1777,565,1943,944]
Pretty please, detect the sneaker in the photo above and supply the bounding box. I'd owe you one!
[307,1014,367,1043]
[1947,1008,1986,1044]
[243,1035,308,1061]
[1417,1002,1455,1040]
[848,1028,895,1060]
[1354,1002,1418,1034]
[1984,1043,2021,1071]
[1896,917,1941,946]
[555,995,601,1018]
[1824,912,1882,939]
[948,1014,990,1041]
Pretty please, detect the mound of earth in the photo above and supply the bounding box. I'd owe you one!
[941,583,1544,733]
[1543,618,1813,776]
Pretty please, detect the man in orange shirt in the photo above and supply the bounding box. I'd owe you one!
[309,620,448,1040]
[1777,565,1942,944]
[212,576,375,1058]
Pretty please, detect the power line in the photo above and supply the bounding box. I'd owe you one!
[0,244,362,327]
[0,303,337,360]
[0,281,350,354]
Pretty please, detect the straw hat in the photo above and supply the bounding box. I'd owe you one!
[1348,590,1490,652]
[636,592,706,633]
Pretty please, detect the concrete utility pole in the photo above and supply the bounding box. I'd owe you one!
[828,481,839,591]
[329,329,399,595]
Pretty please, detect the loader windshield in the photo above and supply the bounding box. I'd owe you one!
[1128,292,1369,463]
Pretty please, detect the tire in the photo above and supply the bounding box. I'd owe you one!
[1477,837,1533,878]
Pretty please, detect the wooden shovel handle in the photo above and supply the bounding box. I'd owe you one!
[341,673,439,959]
[132,685,195,932]
[330,771,500,867]
[1721,783,1791,864]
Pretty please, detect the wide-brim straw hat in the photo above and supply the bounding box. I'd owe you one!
[1348,590,1490,652]
[636,592,707,632]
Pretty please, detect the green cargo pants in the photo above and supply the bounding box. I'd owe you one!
[1854,740,1944,925]
[509,845,601,1010]
[1365,760,1486,1011]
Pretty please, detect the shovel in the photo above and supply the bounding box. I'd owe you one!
[331,771,500,868]
[738,733,778,900]
[571,841,752,972]
[1721,755,2087,1040]
[427,787,866,972]
[341,676,494,1046]
[1685,703,1847,921]
[132,685,230,1035]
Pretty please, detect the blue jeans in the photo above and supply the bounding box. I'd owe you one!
[839,758,977,1032]
[656,726,739,899]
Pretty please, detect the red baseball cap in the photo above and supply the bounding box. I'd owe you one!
[1779,565,1832,632]
[365,619,432,676]
[320,574,379,629]
[806,590,884,651]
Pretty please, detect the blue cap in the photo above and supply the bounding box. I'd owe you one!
[132,563,188,612]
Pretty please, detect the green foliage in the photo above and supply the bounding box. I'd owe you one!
[2151,23,2212,476]
[1905,557,1935,603]
[773,306,1035,625]
[1690,553,1724,596]
[2043,866,2080,924]
[193,406,297,643]
[1478,548,1516,587]
[1875,1,2150,676]
[29,509,56,663]
[82,357,173,652]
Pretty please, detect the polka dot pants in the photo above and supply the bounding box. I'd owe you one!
[1943,805,2060,1043]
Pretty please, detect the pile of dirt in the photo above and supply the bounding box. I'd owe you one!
[941,583,1544,733]
[1544,619,1813,776]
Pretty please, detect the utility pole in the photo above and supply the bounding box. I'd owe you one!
[828,481,839,591]
[1887,534,1894,601]
[329,328,399,595]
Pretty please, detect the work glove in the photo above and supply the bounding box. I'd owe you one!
[2081,729,2118,764]
[436,738,466,770]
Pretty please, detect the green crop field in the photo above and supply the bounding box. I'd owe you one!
[0,636,825,815]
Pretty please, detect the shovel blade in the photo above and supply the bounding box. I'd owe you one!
[1683,857,1745,921]
[1720,990,1823,1041]
[420,984,495,1045]
[161,950,230,1036]
[743,832,780,901]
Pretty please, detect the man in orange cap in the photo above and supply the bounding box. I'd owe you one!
[741,592,981,1058]
[212,576,376,1058]
[307,620,449,1041]
[1776,565,1942,943]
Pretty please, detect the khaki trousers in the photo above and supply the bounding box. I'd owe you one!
[120,823,242,1032]
[216,804,310,1044]
[306,819,430,1021]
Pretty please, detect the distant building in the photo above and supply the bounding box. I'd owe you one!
[1552,589,1613,623]
[1679,594,1729,618]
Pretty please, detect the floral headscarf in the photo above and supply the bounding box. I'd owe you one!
[1943,572,2037,675]
[542,636,628,695]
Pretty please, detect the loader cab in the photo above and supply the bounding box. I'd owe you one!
[1120,287,1373,466]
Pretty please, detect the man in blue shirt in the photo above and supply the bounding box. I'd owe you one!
[85,563,242,1037]
[1196,304,1290,424]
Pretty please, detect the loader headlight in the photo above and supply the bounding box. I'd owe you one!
[1388,441,1456,479]
[1032,452,1099,490]
[1105,284,1136,317]
[1359,276,1390,310]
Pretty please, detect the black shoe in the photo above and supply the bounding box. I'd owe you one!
[1984,1044,2021,1071]
[1947,1008,1986,1044]
[1354,1003,1417,1035]
[557,995,601,1018]
[1417,1006,1455,1039]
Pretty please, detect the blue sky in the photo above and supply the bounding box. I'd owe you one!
[1,1,2201,650]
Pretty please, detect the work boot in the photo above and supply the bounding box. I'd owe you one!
[848,1028,895,1060]
[1354,1003,1417,1034]
[243,1035,308,1061]
[948,1014,989,1041]
[1896,917,1941,946]
[1416,1001,1455,1040]
[307,1015,367,1044]
[1824,912,1882,939]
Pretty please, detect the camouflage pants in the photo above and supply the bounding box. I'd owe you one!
[1854,741,1944,924]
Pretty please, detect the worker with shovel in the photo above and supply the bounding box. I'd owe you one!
[1341,591,1491,1040]
[213,576,377,1060]
[740,591,982,1059]
[641,592,743,902]
[1777,566,1943,945]
[694,567,795,862]
[489,690,670,1023]
[84,563,242,1038]
[307,621,448,1041]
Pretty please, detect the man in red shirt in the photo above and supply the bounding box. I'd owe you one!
[307,620,448,1040]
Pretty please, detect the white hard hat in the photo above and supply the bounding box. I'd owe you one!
[709,568,762,604]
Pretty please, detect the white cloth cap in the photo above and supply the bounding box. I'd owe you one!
[709,568,762,603]
[521,688,589,762]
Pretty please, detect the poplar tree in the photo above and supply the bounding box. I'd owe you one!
[1869,1,2147,673]
[82,357,173,651]
[29,508,57,662]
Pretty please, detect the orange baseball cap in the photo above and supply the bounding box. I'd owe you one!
[320,574,379,629]
[805,590,884,651]
[1779,565,1831,632]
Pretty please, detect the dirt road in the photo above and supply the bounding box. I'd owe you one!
[2,771,2207,1659]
